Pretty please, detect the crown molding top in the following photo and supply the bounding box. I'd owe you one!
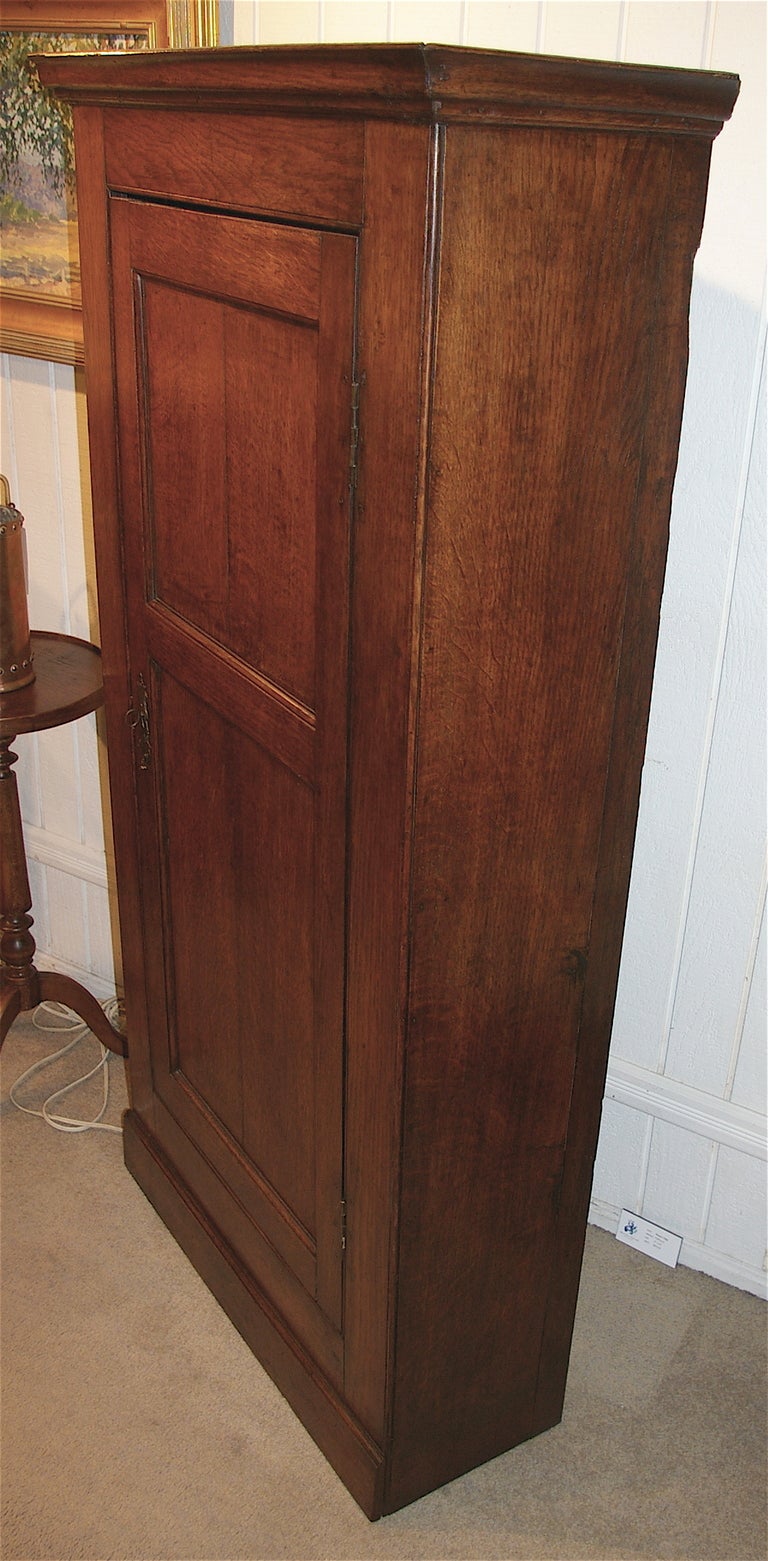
[36,42,739,137]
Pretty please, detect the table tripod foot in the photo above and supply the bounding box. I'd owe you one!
[34,972,128,1057]
[0,983,23,1046]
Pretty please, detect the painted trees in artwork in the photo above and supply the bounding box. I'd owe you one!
[0,31,77,207]
[0,29,148,294]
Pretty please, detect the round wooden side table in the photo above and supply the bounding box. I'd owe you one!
[0,631,126,1056]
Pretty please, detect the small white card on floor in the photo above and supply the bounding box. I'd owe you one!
[616,1209,682,1268]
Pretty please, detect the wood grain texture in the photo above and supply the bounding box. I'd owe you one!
[148,669,321,1299]
[342,118,438,1443]
[103,108,363,226]
[38,43,738,134]
[44,44,738,1522]
[106,187,357,1349]
[382,123,688,1509]
[532,133,716,1436]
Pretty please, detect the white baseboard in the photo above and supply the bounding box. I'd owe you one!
[33,952,117,1006]
[589,1197,768,1300]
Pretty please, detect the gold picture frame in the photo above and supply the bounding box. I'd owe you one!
[0,2,218,365]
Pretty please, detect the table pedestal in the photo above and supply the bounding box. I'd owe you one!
[0,633,126,1057]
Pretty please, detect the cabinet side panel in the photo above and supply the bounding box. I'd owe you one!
[531,134,712,1434]
[388,124,712,1510]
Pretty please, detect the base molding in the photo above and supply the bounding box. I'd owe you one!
[122,1110,386,1519]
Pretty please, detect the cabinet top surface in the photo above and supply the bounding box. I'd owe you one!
[37,43,738,134]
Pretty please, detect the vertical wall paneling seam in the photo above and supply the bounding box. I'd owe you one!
[49,359,91,918]
[616,2,629,64]
[636,1111,656,1217]
[48,360,72,636]
[718,314,767,1107]
[48,356,89,954]
[698,1136,721,1245]
[725,863,768,1101]
[458,0,469,48]
[80,877,92,973]
[1,355,21,497]
[33,731,44,842]
[535,3,546,55]
[702,1,718,71]
[656,292,768,1078]
[73,722,85,853]
[386,1,394,45]
[33,842,51,960]
[317,0,324,45]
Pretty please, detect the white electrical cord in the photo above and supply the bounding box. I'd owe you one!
[8,1000,123,1135]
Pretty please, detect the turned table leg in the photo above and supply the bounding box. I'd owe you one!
[0,734,38,1036]
[0,734,126,1056]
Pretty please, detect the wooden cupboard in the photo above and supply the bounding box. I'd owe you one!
[40,45,738,1519]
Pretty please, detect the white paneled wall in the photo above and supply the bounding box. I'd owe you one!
[0,358,116,1001]
[2,0,765,1295]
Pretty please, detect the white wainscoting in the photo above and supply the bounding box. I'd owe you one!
[0,359,117,998]
[592,1064,767,1299]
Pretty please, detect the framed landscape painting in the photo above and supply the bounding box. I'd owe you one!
[0,2,218,364]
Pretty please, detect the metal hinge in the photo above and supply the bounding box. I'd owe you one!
[340,1199,348,1252]
[126,673,151,771]
[349,378,361,489]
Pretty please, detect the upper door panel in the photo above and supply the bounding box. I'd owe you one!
[132,205,326,708]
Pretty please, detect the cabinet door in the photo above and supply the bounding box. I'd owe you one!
[110,198,356,1346]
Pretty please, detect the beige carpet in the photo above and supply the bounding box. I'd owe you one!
[1,1012,766,1561]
